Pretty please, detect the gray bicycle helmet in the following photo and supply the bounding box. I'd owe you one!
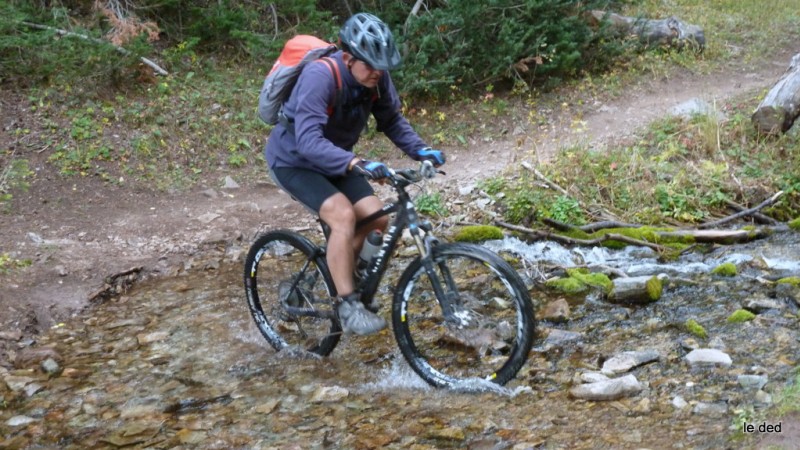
[339,13,402,71]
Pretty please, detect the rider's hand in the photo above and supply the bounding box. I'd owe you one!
[414,148,446,166]
[352,159,391,180]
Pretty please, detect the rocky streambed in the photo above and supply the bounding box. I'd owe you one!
[1,231,799,449]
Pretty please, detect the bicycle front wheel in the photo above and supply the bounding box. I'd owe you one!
[392,243,535,387]
[244,230,340,356]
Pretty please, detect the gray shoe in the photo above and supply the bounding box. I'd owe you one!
[337,294,386,335]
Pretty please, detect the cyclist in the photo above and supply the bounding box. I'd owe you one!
[264,12,445,335]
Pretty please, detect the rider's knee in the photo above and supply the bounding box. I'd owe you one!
[320,196,356,230]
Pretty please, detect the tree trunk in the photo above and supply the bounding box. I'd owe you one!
[587,11,705,51]
[752,53,800,135]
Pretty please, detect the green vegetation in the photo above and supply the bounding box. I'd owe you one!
[0,0,798,216]
[790,217,800,230]
[727,309,756,323]
[712,263,738,277]
[775,370,800,416]
[777,277,800,287]
[0,252,31,274]
[645,276,663,301]
[453,225,504,243]
[545,268,612,295]
[414,192,447,217]
[0,155,32,206]
[685,319,708,339]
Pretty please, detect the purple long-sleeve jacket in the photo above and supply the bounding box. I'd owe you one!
[264,51,428,176]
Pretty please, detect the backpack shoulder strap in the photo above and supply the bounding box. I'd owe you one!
[318,57,342,117]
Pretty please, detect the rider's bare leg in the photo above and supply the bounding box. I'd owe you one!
[352,195,389,256]
[319,193,357,297]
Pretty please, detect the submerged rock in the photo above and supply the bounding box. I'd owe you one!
[601,350,660,375]
[685,348,732,367]
[569,374,643,401]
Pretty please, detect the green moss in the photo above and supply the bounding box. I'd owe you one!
[777,276,800,287]
[453,225,504,243]
[685,319,708,339]
[789,217,800,231]
[545,277,587,294]
[645,276,663,301]
[711,262,737,276]
[727,309,756,323]
[568,268,613,293]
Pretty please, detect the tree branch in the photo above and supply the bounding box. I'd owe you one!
[698,191,784,229]
[20,21,168,76]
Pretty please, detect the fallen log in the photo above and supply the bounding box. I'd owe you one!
[496,220,777,249]
[752,53,800,135]
[587,10,705,51]
[608,274,667,304]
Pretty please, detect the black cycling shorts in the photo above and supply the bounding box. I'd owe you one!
[270,166,375,213]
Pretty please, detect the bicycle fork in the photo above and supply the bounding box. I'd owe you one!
[412,228,465,326]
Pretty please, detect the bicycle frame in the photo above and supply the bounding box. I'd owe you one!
[283,163,461,321]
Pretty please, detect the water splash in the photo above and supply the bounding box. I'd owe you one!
[360,355,431,391]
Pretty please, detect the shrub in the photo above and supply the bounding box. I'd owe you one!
[397,0,630,97]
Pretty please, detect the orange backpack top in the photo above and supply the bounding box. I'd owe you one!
[257,35,342,125]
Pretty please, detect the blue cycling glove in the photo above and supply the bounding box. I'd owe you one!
[415,148,446,166]
[352,159,391,180]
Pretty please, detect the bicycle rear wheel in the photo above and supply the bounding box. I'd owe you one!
[392,243,535,387]
[244,230,340,356]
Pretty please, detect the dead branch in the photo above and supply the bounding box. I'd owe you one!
[725,199,780,225]
[542,217,641,233]
[405,0,426,33]
[20,21,168,76]
[587,10,705,51]
[521,161,570,197]
[699,191,784,229]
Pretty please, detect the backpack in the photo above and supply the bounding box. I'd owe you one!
[258,35,342,125]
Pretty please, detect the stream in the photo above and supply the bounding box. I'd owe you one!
[2,231,799,449]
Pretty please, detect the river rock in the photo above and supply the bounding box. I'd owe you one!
[738,374,768,390]
[6,415,38,427]
[310,385,349,403]
[14,346,63,369]
[745,298,784,313]
[685,348,732,368]
[569,374,643,401]
[541,299,570,323]
[672,396,688,409]
[580,372,610,384]
[601,350,660,374]
[542,329,583,347]
[692,402,727,417]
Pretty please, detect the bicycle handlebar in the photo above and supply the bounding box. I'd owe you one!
[389,160,443,184]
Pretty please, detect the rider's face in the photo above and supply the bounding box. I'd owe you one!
[348,57,383,88]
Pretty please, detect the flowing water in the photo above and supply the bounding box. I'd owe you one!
[2,232,799,449]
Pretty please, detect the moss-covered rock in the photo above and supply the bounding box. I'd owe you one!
[645,276,663,301]
[453,225,504,243]
[777,276,800,287]
[545,276,587,294]
[685,319,708,339]
[711,262,737,277]
[789,217,800,231]
[567,268,613,293]
[727,309,756,323]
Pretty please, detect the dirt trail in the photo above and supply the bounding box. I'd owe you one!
[0,49,795,354]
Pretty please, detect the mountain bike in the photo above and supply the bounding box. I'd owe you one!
[244,161,535,387]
